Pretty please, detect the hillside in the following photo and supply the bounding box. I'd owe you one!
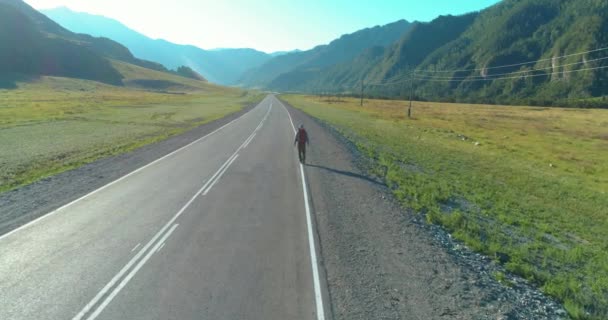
[173,66,207,81]
[247,0,608,107]
[42,7,273,84]
[239,20,412,88]
[273,13,478,92]
[0,0,171,85]
[375,0,608,106]
[0,2,123,85]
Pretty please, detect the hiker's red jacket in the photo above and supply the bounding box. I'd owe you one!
[294,128,308,147]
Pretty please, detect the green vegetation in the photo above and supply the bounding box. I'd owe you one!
[240,20,411,88]
[172,66,207,81]
[0,75,262,193]
[284,94,608,319]
[0,2,123,85]
[259,0,607,107]
[0,0,167,86]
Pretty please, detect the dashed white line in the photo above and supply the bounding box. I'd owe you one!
[130,243,141,252]
[202,154,239,196]
[243,133,257,148]
[278,98,326,320]
[0,99,265,243]
[201,103,273,195]
[72,102,274,320]
[86,223,179,320]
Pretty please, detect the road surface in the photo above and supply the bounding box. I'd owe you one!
[0,95,326,320]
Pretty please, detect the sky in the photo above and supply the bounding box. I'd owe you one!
[25,0,501,53]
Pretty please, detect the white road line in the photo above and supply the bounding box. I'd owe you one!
[243,133,257,148]
[72,102,274,320]
[86,223,179,320]
[0,100,266,242]
[200,152,239,196]
[156,242,166,253]
[202,154,239,196]
[130,243,141,252]
[278,98,326,320]
[201,103,272,196]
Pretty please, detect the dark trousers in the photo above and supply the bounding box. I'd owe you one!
[297,144,306,163]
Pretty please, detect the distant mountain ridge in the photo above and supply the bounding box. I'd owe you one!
[243,0,608,106]
[0,0,169,85]
[239,20,412,88]
[42,7,274,84]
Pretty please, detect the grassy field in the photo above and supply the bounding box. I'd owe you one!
[0,72,262,193]
[283,95,608,319]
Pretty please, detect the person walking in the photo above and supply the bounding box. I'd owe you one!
[294,124,309,163]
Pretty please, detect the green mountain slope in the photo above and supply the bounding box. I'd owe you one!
[0,0,171,85]
[392,0,608,105]
[252,0,608,106]
[275,13,478,92]
[41,7,273,84]
[239,20,412,88]
[0,2,123,85]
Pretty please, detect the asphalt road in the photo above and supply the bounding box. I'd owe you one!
[0,96,326,320]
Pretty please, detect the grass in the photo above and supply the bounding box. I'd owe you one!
[0,72,263,193]
[283,94,608,320]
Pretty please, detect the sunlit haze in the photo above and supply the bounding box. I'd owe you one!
[25,0,500,53]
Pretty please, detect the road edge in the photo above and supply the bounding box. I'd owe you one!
[276,96,334,320]
[0,97,265,239]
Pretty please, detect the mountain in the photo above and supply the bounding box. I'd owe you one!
[0,0,171,85]
[272,13,478,92]
[238,20,412,88]
[407,0,608,106]
[250,0,608,106]
[269,49,302,57]
[42,7,273,84]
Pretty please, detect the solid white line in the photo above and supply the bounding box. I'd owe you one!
[86,223,179,320]
[202,154,239,196]
[200,153,238,195]
[278,98,326,320]
[298,163,325,320]
[0,101,264,242]
[130,243,141,252]
[73,102,273,320]
[243,133,257,148]
[156,242,166,253]
[72,170,212,320]
[199,103,273,197]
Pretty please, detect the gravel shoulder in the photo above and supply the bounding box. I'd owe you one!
[0,102,257,237]
[282,99,568,320]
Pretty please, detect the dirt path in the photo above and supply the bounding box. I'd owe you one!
[283,99,568,320]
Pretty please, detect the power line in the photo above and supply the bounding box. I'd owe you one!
[413,46,608,74]
[364,74,412,87]
[413,56,608,80]
[340,46,608,105]
[360,54,607,87]
[411,65,608,82]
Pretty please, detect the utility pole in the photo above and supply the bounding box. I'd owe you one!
[408,78,413,118]
[360,79,364,106]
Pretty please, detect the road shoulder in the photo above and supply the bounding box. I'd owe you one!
[281,98,567,320]
[0,102,258,237]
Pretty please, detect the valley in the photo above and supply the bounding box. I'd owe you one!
[1,0,607,319]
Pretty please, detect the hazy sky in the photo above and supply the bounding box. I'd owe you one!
[25,0,501,53]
